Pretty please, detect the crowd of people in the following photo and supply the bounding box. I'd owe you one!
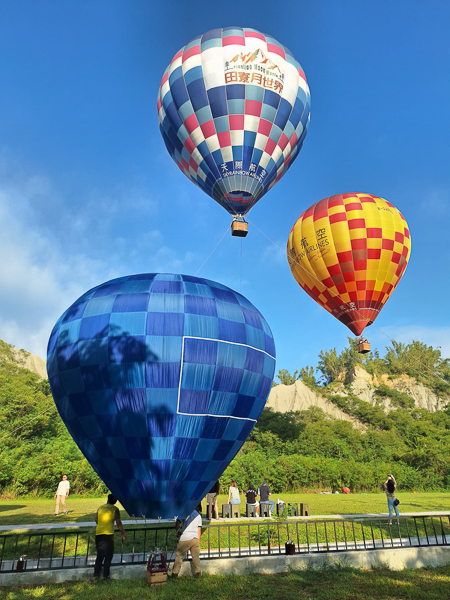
[205,480,276,519]
[51,473,400,581]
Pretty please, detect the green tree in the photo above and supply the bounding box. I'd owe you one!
[384,340,442,380]
[252,408,304,443]
[298,365,317,387]
[340,337,364,372]
[274,369,301,386]
[316,348,343,384]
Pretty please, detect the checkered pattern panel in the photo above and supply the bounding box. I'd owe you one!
[287,194,411,336]
[158,27,311,216]
[47,273,276,519]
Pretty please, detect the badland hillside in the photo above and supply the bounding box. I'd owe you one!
[1,337,449,498]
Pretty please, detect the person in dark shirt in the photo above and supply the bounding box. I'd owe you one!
[206,480,220,520]
[245,484,259,516]
[258,481,275,515]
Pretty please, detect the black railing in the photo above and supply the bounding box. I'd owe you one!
[0,525,178,573]
[202,515,450,559]
[1,515,449,574]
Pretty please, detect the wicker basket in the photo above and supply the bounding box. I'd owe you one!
[231,220,248,237]
[357,341,371,354]
[146,551,167,586]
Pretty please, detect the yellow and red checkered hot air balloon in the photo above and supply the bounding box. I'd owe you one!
[287,193,411,336]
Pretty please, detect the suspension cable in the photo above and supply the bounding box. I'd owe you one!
[0,404,56,442]
[240,238,243,293]
[195,226,229,276]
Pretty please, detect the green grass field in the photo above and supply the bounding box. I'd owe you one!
[2,494,450,597]
[0,492,448,527]
[3,567,450,599]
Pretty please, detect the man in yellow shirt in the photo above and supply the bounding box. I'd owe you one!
[94,494,126,581]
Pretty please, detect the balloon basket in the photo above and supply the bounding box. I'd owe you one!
[357,340,371,354]
[231,219,248,237]
[146,550,167,586]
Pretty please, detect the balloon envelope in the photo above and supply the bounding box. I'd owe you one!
[158,27,311,216]
[287,193,411,335]
[47,274,276,518]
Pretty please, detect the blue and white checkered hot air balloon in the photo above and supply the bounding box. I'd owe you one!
[47,274,276,519]
[157,27,310,234]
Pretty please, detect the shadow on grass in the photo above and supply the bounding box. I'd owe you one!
[405,502,445,510]
[0,512,98,528]
[0,505,26,513]
[4,565,450,600]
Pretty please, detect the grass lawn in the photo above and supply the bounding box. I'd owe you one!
[0,492,449,527]
[2,495,450,598]
[3,566,450,599]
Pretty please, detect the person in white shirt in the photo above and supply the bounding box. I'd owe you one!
[54,475,70,516]
[227,481,241,505]
[171,509,202,577]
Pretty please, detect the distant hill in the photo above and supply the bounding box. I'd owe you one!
[267,378,367,430]
[223,339,450,493]
[0,339,46,379]
[0,337,105,499]
[267,365,448,426]
[1,336,450,498]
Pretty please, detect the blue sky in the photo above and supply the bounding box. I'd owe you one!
[0,1,449,377]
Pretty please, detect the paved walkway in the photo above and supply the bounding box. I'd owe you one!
[0,518,171,531]
[0,512,447,532]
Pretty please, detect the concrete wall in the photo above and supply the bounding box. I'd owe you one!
[2,546,450,587]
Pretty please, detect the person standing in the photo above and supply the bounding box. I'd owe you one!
[54,474,70,516]
[171,508,202,578]
[258,481,275,515]
[384,474,399,525]
[94,494,126,582]
[206,480,220,520]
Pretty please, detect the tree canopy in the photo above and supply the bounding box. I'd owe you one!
[0,337,449,498]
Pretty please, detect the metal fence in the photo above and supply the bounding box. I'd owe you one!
[1,514,449,574]
[0,525,177,573]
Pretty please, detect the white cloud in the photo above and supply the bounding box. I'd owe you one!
[419,189,450,217]
[0,186,110,356]
[0,156,195,359]
[260,237,286,265]
[380,325,450,360]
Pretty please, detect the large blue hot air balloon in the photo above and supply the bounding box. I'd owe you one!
[158,27,311,228]
[47,273,276,519]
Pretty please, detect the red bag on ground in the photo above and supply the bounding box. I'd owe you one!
[342,487,350,494]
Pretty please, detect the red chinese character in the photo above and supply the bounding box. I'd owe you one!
[238,72,250,83]
[251,73,262,85]
[225,72,238,83]
[263,77,274,89]
[274,81,283,93]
